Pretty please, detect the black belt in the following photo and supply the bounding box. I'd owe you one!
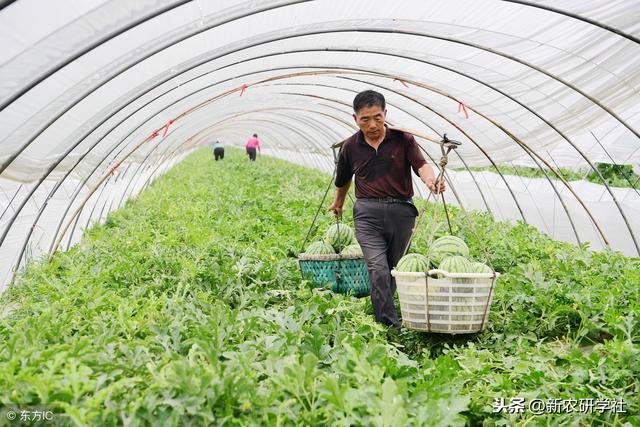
[361,197,412,204]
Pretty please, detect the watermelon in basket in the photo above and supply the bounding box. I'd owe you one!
[428,235,470,266]
[392,240,498,334]
[299,224,370,297]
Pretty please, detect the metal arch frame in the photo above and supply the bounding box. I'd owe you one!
[501,0,640,45]
[0,0,314,111]
[0,184,22,221]
[2,30,636,256]
[0,0,17,13]
[0,0,193,106]
[4,21,639,179]
[4,17,638,252]
[3,0,637,111]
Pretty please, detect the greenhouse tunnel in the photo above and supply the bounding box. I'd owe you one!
[1,0,640,293]
[2,1,640,425]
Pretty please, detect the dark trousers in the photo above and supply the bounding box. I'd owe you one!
[246,147,257,161]
[353,199,418,328]
[214,147,224,160]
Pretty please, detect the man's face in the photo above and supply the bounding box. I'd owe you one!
[353,104,386,141]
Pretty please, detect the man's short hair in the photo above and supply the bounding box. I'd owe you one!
[353,90,385,113]
[253,133,258,137]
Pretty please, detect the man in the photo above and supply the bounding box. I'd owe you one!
[213,140,224,161]
[245,133,261,161]
[329,90,445,329]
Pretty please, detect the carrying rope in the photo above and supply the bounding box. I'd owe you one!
[299,168,336,254]
[398,134,501,332]
[300,144,353,255]
[402,134,460,259]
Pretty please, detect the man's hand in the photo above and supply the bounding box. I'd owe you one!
[329,202,343,218]
[425,177,446,194]
[330,182,351,218]
[418,164,445,195]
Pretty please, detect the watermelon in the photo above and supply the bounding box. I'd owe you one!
[341,243,363,257]
[305,241,336,255]
[323,223,355,252]
[469,262,493,274]
[439,255,473,273]
[395,253,430,272]
[429,236,469,266]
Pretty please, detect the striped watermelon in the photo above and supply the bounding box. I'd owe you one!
[429,235,469,266]
[439,256,472,273]
[469,262,493,274]
[395,253,430,272]
[341,243,363,257]
[305,241,336,255]
[324,223,355,252]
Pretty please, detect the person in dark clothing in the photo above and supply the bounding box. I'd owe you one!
[213,140,224,160]
[329,90,445,329]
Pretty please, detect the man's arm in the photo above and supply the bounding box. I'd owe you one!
[418,164,445,194]
[329,180,351,218]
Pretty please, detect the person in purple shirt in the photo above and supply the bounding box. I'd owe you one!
[329,90,445,330]
[245,133,261,161]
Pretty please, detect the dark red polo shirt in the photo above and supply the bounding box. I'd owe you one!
[335,127,427,199]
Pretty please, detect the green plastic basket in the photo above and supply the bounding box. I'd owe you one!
[298,254,371,297]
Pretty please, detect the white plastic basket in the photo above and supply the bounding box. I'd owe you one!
[391,269,499,334]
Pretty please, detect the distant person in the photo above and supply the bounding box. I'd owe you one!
[213,140,224,161]
[245,133,261,161]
